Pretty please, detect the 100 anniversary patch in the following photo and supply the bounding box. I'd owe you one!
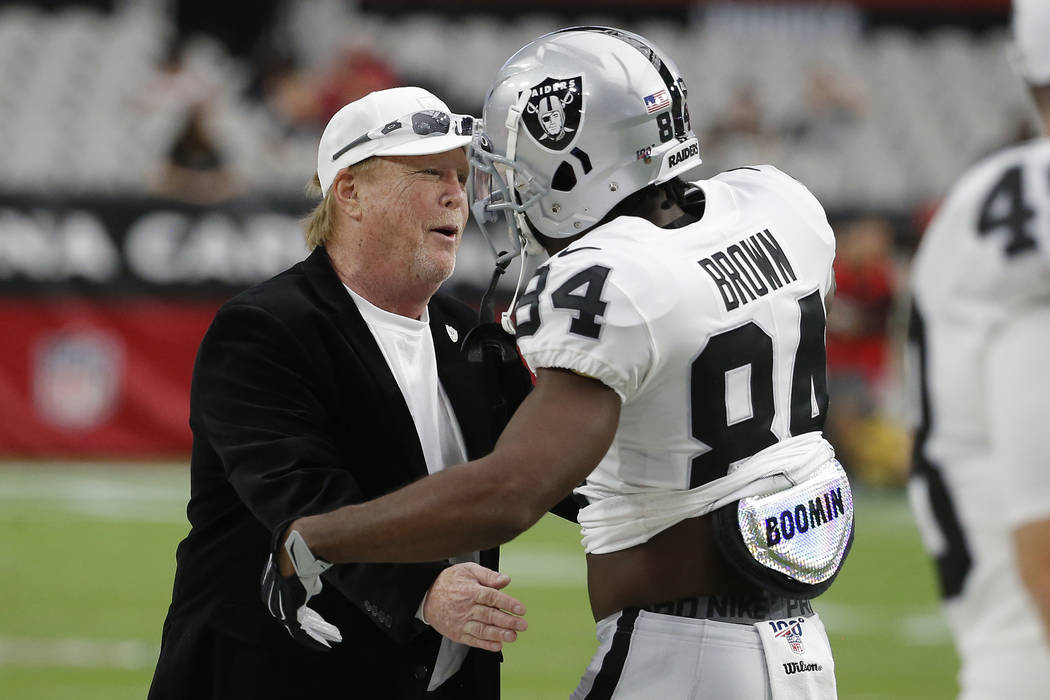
[522,76,583,151]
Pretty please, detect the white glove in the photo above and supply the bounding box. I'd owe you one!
[261,530,342,650]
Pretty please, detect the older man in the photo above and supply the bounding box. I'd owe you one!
[148,87,530,700]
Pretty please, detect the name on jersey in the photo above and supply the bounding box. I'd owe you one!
[764,486,846,546]
[697,229,797,312]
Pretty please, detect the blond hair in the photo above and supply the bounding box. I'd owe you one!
[302,158,379,249]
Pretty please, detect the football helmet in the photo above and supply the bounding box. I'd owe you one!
[469,26,702,262]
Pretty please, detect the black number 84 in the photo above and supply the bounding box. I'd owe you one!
[515,265,830,490]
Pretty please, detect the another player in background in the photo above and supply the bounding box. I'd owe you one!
[906,2,1050,697]
[268,27,853,699]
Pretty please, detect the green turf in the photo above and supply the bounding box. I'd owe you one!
[0,464,958,699]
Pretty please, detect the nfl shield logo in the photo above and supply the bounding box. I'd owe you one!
[33,330,123,430]
[774,618,807,656]
[522,76,583,151]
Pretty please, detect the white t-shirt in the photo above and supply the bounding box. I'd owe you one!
[514,165,836,548]
[345,286,470,691]
[346,287,468,476]
[907,137,1050,697]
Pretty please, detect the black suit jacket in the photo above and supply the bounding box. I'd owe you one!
[149,247,529,699]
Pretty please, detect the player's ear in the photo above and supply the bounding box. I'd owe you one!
[332,169,363,221]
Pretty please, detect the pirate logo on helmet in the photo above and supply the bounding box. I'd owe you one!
[522,76,583,151]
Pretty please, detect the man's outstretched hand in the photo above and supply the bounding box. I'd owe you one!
[261,530,342,650]
[264,530,526,653]
[423,562,527,652]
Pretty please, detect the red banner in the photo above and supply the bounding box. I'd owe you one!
[0,193,500,458]
[0,299,221,457]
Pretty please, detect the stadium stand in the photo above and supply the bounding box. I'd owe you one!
[0,1,1026,210]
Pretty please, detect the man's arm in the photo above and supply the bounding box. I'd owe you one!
[289,367,620,565]
[201,302,509,647]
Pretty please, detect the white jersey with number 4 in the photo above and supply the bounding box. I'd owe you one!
[514,165,835,548]
[909,137,1050,699]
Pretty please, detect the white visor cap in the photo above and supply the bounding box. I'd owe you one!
[1013,0,1050,84]
[317,87,474,195]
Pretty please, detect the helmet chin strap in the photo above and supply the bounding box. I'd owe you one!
[498,89,534,334]
[503,89,530,239]
[500,242,530,334]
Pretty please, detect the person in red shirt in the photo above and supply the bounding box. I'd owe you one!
[827,216,896,389]
[825,215,902,483]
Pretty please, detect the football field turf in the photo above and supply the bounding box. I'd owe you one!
[0,463,958,699]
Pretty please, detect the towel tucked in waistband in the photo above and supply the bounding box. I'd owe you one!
[577,432,836,554]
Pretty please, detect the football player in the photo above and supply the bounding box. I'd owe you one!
[906,1,1050,697]
[266,27,851,699]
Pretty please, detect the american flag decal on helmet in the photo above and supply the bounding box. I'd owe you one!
[643,89,670,113]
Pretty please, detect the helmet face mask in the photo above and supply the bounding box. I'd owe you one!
[469,132,549,259]
[468,26,703,260]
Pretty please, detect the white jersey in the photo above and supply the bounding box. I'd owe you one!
[514,165,836,543]
[908,137,1050,699]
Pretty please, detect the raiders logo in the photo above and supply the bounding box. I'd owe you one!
[522,76,583,151]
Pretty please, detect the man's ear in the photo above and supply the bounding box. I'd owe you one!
[332,170,363,221]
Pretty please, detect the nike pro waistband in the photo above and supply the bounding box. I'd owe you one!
[641,594,817,625]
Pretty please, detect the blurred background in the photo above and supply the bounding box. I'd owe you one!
[0,0,1019,697]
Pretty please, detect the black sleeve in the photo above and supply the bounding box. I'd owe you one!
[193,301,444,643]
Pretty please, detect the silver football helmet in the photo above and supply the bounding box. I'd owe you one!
[469,26,702,264]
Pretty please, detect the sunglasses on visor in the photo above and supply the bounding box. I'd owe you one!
[331,110,476,162]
